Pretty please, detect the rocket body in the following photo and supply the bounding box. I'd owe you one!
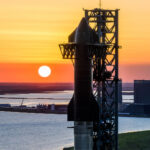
[67,18,99,150]
[68,18,99,122]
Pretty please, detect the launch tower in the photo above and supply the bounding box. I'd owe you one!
[59,8,120,150]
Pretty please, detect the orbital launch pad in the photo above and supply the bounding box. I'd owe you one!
[59,8,120,150]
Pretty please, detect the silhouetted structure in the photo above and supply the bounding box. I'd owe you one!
[59,8,120,150]
[134,80,150,104]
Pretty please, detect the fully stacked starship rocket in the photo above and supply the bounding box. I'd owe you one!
[67,18,100,150]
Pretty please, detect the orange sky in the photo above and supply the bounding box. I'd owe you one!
[0,0,150,82]
[0,63,73,83]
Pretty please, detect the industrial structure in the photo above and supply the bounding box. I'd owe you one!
[59,8,120,150]
[119,80,150,117]
[134,80,150,104]
[122,80,150,116]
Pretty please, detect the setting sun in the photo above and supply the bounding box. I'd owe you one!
[38,66,51,78]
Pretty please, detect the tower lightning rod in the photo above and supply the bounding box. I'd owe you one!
[99,0,102,8]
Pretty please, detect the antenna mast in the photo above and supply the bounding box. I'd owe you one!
[99,0,102,8]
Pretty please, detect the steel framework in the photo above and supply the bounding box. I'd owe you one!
[84,8,119,150]
[59,8,120,150]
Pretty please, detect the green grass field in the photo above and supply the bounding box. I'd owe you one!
[63,130,150,150]
[119,130,150,150]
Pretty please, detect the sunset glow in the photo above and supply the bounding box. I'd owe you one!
[0,0,150,82]
[0,63,73,83]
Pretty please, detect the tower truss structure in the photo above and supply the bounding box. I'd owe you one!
[84,8,119,150]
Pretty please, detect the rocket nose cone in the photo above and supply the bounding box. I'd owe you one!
[77,18,89,31]
[75,18,90,43]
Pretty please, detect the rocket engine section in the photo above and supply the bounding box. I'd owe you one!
[67,18,99,121]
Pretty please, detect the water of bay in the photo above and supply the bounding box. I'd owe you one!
[1,112,150,150]
[0,91,149,150]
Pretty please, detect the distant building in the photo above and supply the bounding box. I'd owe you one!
[50,104,55,111]
[0,104,11,107]
[134,80,150,104]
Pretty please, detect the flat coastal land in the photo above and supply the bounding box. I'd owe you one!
[64,130,150,150]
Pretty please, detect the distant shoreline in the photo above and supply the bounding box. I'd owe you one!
[0,82,133,94]
[0,107,66,114]
[0,82,74,94]
[1,107,150,118]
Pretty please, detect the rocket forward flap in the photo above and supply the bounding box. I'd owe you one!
[68,18,99,44]
[68,29,76,42]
